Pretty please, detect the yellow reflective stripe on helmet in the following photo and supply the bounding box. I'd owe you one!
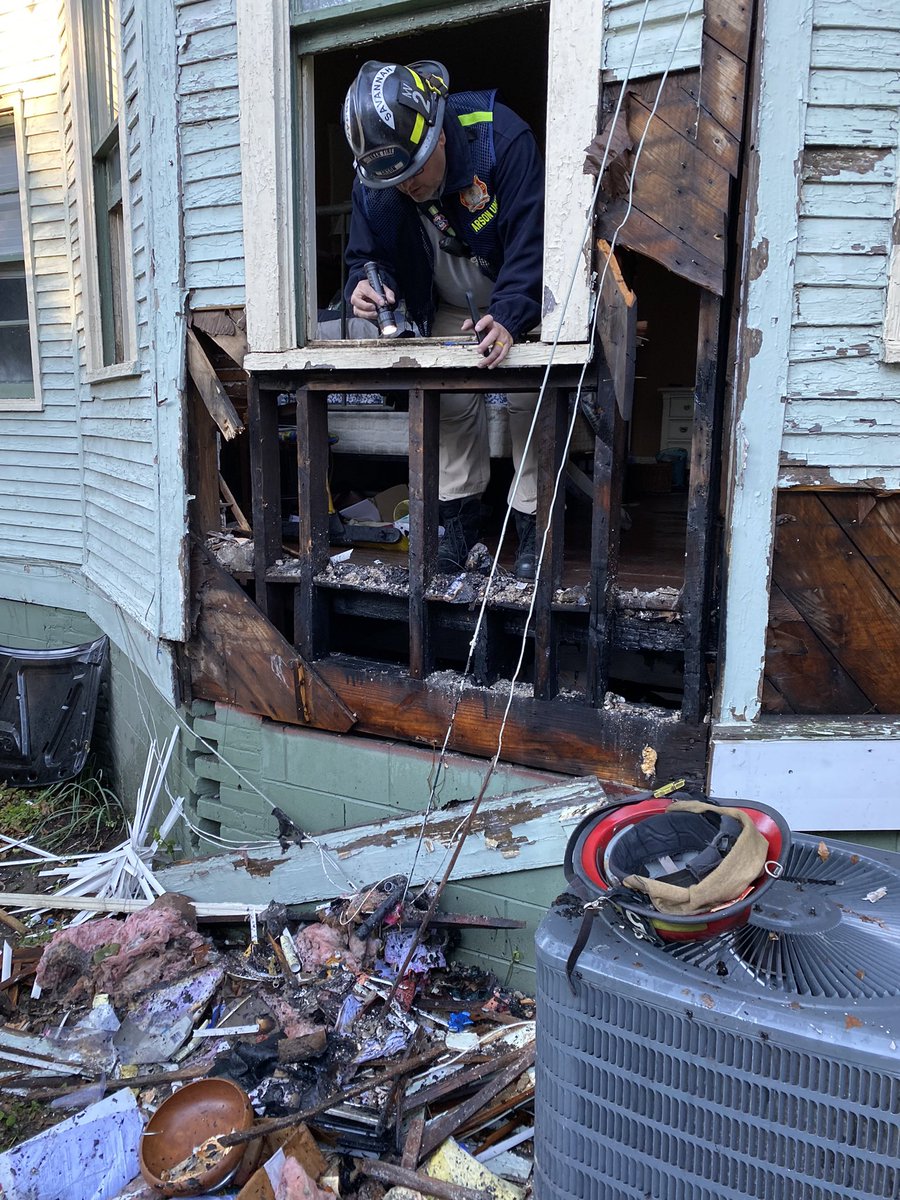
[409,113,425,146]
[457,111,493,127]
[408,68,424,90]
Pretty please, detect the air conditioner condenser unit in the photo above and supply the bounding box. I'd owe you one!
[535,834,900,1199]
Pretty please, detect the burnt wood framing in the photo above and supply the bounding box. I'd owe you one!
[233,361,714,786]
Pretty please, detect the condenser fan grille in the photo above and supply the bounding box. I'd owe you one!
[666,837,900,1000]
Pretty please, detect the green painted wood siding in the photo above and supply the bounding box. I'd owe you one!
[0,2,81,562]
[177,0,244,308]
[784,0,900,486]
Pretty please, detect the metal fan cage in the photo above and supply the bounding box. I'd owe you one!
[535,834,900,1200]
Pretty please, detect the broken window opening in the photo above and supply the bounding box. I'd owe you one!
[303,9,550,343]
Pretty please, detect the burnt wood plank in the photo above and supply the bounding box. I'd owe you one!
[294,385,331,659]
[247,375,283,620]
[186,543,354,730]
[681,293,720,724]
[704,0,754,62]
[587,369,626,704]
[596,240,637,419]
[534,387,567,700]
[597,203,724,295]
[625,76,740,178]
[408,386,439,679]
[772,492,900,712]
[763,582,871,714]
[188,386,221,537]
[627,94,732,218]
[317,655,708,787]
[699,36,746,140]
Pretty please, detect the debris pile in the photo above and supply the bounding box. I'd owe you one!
[0,876,538,1200]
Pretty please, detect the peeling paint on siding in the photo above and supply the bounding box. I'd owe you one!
[748,238,769,281]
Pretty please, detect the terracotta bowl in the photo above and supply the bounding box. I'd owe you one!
[139,1078,254,1196]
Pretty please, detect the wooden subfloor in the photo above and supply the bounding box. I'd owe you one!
[331,491,688,594]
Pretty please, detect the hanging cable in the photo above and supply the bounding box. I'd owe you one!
[386,2,702,994]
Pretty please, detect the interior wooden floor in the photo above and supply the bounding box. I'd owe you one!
[328,491,688,595]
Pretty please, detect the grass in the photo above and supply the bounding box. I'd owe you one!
[0,764,125,854]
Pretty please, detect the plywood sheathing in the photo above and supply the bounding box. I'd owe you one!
[591,0,754,294]
[763,492,900,713]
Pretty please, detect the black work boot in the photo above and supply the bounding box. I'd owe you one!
[513,510,538,581]
[437,497,481,572]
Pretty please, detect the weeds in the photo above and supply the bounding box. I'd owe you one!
[0,764,125,854]
[0,1098,47,1152]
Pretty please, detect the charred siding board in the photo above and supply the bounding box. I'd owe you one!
[0,2,81,564]
[177,0,244,309]
[783,1,900,487]
[763,491,900,713]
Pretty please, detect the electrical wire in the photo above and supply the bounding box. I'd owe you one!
[389,0,699,978]
[402,0,660,904]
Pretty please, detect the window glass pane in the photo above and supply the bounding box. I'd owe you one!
[0,122,18,193]
[0,271,28,323]
[0,325,34,392]
[83,0,119,141]
[0,119,25,261]
[0,192,25,259]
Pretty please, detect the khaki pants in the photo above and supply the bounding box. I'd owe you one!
[433,306,538,515]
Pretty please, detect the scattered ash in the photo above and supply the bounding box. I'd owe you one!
[616,585,682,619]
[554,585,589,606]
[315,559,410,596]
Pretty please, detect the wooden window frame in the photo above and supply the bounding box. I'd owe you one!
[237,0,601,365]
[0,95,42,413]
[66,0,138,382]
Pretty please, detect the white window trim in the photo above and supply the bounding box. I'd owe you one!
[65,0,139,381]
[0,92,43,413]
[884,124,900,363]
[237,0,600,362]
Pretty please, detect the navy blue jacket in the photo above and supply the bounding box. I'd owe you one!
[344,92,544,341]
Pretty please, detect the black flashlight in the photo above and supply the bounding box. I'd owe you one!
[364,262,398,337]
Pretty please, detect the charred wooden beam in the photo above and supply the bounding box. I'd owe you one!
[294,385,331,659]
[587,370,627,703]
[186,543,354,731]
[409,386,439,678]
[247,374,284,623]
[681,292,721,724]
[315,655,706,787]
[187,327,244,439]
[534,387,567,700]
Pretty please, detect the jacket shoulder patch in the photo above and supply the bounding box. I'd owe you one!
[459,175,490,212]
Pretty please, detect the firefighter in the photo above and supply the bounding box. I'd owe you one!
[341,60,544,579]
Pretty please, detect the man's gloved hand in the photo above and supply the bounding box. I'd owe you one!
[350,276,397,320]
[461,314,512,369]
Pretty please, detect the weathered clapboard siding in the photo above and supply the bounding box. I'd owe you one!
[0,1,81,566]
[783,0,900,487]
[603,0,703,80]
[177,0,245,309]
[55,1,159,626]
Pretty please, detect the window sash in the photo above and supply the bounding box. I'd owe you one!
[0,111,36,403]
[77,0,131,369]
